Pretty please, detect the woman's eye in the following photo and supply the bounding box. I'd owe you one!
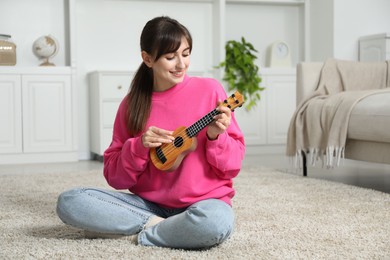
[166,56,175,60]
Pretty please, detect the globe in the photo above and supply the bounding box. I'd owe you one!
[32,35,59,66]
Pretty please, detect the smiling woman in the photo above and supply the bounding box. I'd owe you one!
[141,36,191,92]
[142,37,192,92]
[56,16,245,250]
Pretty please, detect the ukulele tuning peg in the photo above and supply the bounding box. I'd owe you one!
[223,99,228,103]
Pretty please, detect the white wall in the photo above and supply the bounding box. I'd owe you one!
[0,0,67,66]
[333,0,390,60]
[309,0,390,61]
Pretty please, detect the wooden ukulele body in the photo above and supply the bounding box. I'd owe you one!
[150,126,197,171]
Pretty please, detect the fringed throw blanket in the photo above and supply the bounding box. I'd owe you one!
[286,58,390,167]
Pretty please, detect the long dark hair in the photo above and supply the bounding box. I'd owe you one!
[126,16,193,136]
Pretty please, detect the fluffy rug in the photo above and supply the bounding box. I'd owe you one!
[0,166,389,259]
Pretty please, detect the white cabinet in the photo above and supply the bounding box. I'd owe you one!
[359,33,390,62]
[0,75,22,154]
[235,68,296,153]
[0,67,78,164]
[235,93,267,146]
[265,69,296,144]
[89,71,132,156]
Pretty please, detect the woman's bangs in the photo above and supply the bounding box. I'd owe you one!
[155,30,188,60]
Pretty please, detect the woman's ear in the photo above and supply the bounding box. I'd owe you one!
[141,51,153,68]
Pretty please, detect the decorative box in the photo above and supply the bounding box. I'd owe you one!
[0,34,16,66]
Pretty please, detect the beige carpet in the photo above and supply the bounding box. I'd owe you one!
[0,166,389,259]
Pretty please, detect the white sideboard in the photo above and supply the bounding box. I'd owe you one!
[0,67,78,164]
[89,71,133,157]
[88,69,296,156]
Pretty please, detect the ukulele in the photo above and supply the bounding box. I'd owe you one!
[150,91,244,172]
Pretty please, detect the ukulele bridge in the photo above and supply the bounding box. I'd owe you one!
[155,146,167,164]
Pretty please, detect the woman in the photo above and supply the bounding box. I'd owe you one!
[57,16,245,249]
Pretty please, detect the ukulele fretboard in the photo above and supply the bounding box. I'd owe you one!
[186,109,221,137]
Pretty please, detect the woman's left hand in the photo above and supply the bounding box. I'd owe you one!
[206,102,232,140]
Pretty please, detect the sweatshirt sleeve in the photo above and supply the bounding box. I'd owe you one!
[205,113,245,179]
[205,81,246,179]
[103,98,150,190]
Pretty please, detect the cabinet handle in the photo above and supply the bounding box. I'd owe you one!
[117,85,122,90]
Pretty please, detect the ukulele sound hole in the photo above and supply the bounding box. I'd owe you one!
[174,136,184,148]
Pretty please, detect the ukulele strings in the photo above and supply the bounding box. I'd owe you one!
[157,109,220,158]
[155,128,189,160]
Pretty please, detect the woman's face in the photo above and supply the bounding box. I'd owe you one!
[145,37,191,92]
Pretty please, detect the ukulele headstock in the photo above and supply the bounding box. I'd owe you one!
[222,91,245,111]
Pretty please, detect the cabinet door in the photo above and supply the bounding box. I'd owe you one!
[235,97,267,145]
[22,75,72,153]
[0,75,22,153]
[266,74,296,144]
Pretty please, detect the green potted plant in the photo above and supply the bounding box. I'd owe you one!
[216,37,264,110]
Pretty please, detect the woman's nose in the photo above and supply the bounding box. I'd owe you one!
[176,56,185,69]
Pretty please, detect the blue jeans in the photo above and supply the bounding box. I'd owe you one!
[56,188,234,249]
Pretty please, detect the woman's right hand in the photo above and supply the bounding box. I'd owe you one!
[142,126,175,148]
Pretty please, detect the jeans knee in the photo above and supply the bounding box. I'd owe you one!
[56,188,85,222]
[187,199,234,245]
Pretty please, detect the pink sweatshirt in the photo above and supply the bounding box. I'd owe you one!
[103,75,245,208]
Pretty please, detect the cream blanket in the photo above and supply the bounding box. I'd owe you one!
[286,58,390,167]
